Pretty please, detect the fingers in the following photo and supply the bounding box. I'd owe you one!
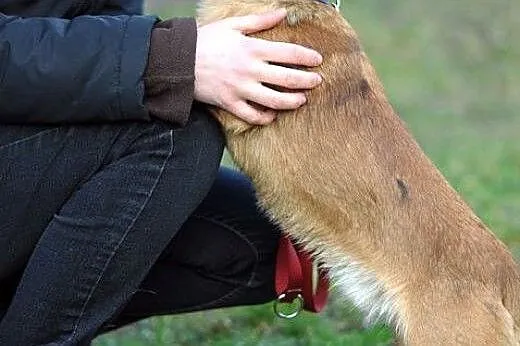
[255,63,322,90]
[228,101,278,125]
[242,83,307,110]
[253,39,323,67]
[224,82,307,125]
[196,10,324,126]
[227,9,288,34]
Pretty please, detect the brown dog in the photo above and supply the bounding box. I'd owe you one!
[197,0,520,344]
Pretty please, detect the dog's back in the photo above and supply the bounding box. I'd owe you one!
[197,1,520,344]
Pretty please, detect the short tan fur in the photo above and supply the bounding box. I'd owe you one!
[197,1,520,344]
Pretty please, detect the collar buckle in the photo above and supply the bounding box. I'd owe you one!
[316,0,341,11]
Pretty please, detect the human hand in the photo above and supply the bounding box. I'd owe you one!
[195,9,323,125]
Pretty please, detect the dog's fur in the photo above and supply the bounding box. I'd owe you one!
[197,1,520,344]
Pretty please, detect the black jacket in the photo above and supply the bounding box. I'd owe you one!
[0,0,195,124]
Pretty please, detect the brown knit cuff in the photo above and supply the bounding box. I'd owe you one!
[144,18,197,126]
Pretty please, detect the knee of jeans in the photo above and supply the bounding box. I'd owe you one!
[171,107,225,198]
[123,108,225,214]
[168,216,275,288]
[211,235,259,286]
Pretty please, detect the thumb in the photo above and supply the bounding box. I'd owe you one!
[226,8,287,34]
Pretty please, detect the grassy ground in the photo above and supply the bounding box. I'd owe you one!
[95,0,519,344]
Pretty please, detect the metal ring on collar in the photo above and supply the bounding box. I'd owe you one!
[273,293,304,319]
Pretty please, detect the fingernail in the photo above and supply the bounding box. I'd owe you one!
[264,113,277,124]
[315,73,323,85]
[275,8,288,16]
[314,53,323,65]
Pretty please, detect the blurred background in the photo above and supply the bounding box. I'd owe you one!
[96,0,519,344]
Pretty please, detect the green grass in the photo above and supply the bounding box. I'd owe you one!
[95,0,519,344]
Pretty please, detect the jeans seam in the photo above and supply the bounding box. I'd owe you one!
[0,128,60,151]
[123,284,245,318]
[191,214,259,287]
[170,285,244,314]
[66,129,175,343]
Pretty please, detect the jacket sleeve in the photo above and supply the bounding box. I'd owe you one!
[143,18,197,126]
[0,13,157,124]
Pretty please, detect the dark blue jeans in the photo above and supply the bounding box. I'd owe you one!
[0,107,280,345]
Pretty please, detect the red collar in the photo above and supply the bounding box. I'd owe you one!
[274,235,329,317]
